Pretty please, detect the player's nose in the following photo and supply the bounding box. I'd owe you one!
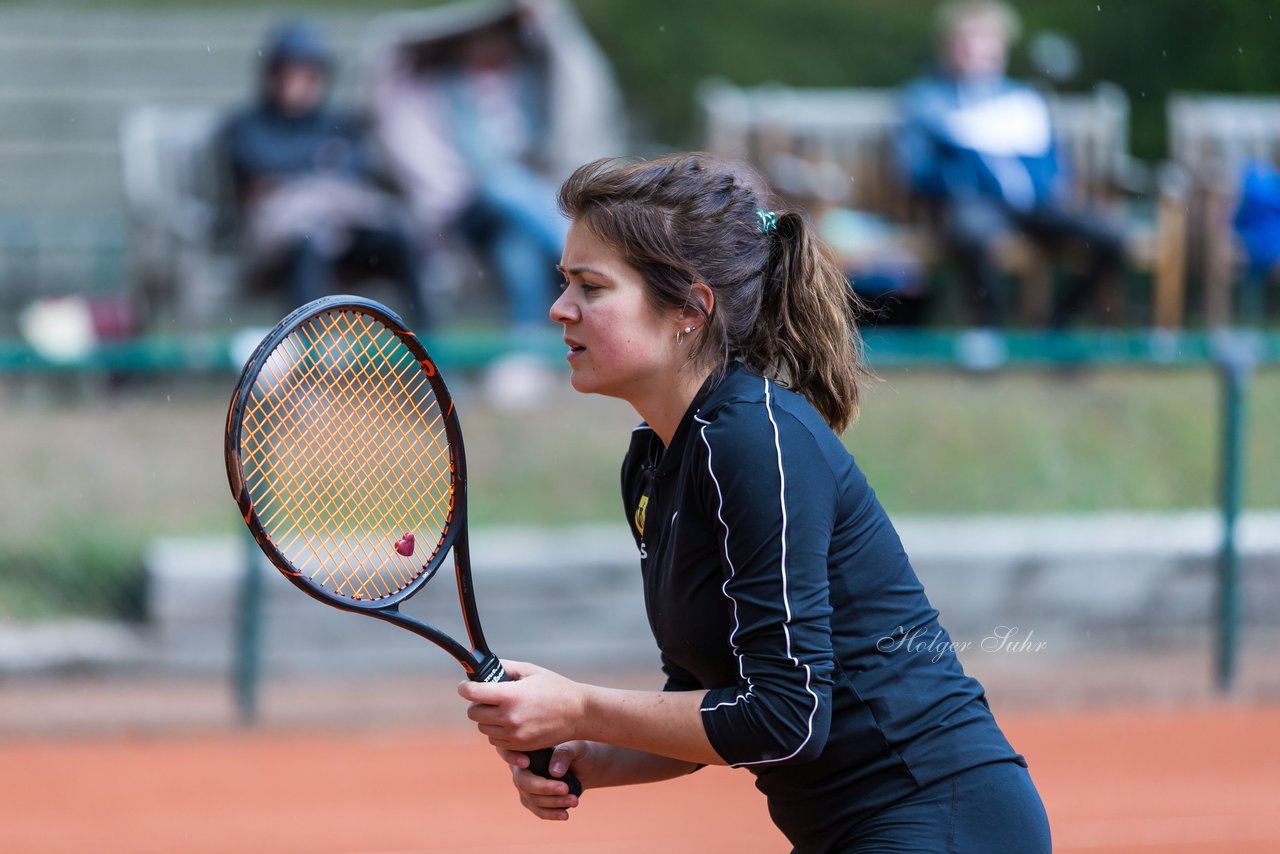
[549,290,578,324]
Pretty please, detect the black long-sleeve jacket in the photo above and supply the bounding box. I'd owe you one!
[622,363,1023,853]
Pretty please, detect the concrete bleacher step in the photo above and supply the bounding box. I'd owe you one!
[0,49,256,97]
[0,145,124,210]
[0,93,236,143]
[0,9,369,213]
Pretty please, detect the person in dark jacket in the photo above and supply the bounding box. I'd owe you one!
[457,153,1051,853]
[895,0,1124,329]
[223,20,426,325]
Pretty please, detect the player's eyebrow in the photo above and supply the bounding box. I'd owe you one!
[557,263,612,280]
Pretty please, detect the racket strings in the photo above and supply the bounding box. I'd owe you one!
[245,316,449,599]
[258,327,448,544]
[269,313,452,593]
[239,309,456,601]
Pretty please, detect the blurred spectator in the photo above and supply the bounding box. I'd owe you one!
[371,0,600,336]
[1231,159,1280,321]
[1233,160,1280,276]
[222,20,427,325]
[894,0,1125,329]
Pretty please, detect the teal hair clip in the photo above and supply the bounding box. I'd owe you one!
[757,209,779,235]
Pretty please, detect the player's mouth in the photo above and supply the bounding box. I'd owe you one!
[564,338,586,360]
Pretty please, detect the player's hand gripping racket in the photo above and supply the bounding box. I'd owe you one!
[224,295,580,796]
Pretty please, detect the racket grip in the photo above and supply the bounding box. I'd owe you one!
[524,746,583,797]
[473,656,583,797]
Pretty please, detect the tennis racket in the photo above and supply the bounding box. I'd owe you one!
[224,294,581,795]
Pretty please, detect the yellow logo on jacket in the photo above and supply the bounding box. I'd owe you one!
[634,493,648,536]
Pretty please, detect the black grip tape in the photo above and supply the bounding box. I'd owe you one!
[525,746,584,797]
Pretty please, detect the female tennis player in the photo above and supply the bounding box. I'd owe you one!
[458,153,1051,852]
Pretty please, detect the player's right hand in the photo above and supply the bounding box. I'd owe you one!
[497,740,593,821]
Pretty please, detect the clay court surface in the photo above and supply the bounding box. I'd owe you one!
[1,686,1277,854]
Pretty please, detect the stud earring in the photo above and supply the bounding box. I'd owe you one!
[676,325,695,345]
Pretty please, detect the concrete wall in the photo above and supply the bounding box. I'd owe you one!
[137,512,1280,679]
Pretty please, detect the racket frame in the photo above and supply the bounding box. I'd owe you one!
[224,295,500,680]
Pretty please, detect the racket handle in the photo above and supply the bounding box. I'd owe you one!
[473,656,584,797]
[524,746,583,797]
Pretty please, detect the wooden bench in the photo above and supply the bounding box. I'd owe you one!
[699,80,1187,328]
[1168,92,1280,326]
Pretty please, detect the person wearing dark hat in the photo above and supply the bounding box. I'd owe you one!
[222,20,427,325]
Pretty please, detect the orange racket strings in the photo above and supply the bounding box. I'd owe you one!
[239,310,455,602]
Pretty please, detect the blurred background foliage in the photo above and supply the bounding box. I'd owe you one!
[577,0,1280,160]
[68,0,1280,158]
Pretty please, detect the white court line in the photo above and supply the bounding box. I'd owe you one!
[1055,813,1280,850]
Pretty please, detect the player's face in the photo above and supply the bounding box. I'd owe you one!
[550,219,685,402]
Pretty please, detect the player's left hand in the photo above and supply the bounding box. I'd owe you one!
[458,660,587,752]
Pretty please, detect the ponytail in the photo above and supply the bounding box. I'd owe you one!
[740,210,869,434]
[559,153,874,435]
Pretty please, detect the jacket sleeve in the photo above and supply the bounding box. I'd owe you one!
[691,392,836,767]
[893,78,956,198]
[660,652,703,693]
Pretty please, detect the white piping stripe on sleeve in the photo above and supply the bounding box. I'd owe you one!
[697,382,821,764]
[696,413,754,711]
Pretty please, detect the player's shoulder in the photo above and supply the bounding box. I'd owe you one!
[694,366,836,456]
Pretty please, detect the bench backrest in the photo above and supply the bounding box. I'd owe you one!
[698,80,1130,217]
[1168,93,1280,185]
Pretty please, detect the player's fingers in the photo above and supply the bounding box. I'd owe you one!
[465,701,502,725]
[512,765,576,820]
[521,788,579,808]
[512,764,572,797]
[524,803,571,821]
[457,679,509,705]
[519,788,579,817]
[496,746,529,768]
[548,743,580,779]
[524,799,578,818]
[479,726,512,745]
[499,659,540,679]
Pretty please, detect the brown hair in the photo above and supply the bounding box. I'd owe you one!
[558,152,872,434]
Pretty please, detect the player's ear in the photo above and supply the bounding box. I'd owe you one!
[679,282,715,327]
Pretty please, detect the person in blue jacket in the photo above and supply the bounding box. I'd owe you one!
[457,152,1051,853]
[895,0,1124,329]
[223,20,426,325]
